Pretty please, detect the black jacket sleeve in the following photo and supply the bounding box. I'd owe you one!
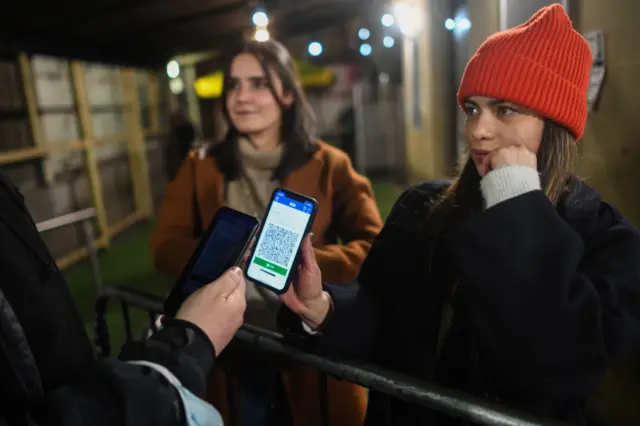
[45,319,216,426]
[444,190,640,402]
[278,280,378,360]
[277,184,445,361]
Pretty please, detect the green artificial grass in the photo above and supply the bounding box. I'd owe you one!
[64,182,404,352]
[372,181,403,220]
[63,220,173,351]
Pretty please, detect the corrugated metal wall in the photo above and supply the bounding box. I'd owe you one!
[0,52,172,264]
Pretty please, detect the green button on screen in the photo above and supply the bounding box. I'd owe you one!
[253,257,288,276]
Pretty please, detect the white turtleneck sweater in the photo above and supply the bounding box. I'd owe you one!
[226,138,284,332]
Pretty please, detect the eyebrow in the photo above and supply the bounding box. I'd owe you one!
[228,75,266,80]
[463,98,513,110]
[488,98,507,106]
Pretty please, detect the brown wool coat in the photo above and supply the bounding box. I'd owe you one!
[150,141,383,284]
[151,141,381,425]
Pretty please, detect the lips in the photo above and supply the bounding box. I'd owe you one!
[471,149,490,163]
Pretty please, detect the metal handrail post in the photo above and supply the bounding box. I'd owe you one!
[81,219,103,296]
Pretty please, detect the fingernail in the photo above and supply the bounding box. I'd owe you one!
[309,233,314,239]
[230,266,242,276]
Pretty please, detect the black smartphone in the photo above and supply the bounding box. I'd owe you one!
[246,188,318,294]
[163,206,259,316]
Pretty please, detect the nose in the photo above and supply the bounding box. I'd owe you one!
[468,111,496,143]
[235,83,252,103]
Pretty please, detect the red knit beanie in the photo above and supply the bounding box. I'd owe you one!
[457,4,592,140]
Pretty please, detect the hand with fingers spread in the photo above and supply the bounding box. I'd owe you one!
[176,267,247,355]
[480,144,537,176]
[280,234,332,329]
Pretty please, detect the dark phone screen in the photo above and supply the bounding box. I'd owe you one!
[182,208,256,296]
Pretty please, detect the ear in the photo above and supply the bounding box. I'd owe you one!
[281,91,294,108]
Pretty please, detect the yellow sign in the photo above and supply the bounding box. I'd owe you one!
[194,61,335,99]
[300,67,334,87]
[194,71,224,99]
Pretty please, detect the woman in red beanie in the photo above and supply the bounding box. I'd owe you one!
[278,4,640,425]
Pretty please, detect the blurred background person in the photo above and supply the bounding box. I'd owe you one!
[166,110,197,181]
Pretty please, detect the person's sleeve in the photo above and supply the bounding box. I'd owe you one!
[45,320,221,426]
[313,151,383,283]
[278,280,378,361]
[278,185,432,360]
[150,156,200,277]
[444,168,640,403]
[480,165,541,209]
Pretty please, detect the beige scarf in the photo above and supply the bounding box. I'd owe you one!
[226,137,284,331]
[226,137,283,218]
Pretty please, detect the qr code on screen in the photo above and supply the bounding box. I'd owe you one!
[257,224,299,266]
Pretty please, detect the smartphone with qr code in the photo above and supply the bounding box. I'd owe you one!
[246,188,318,294]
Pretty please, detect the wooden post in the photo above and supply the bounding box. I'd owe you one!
[17,54,45,155]
[120,68,153,217]
[70,61,111,247]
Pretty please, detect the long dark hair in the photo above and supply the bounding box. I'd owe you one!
[211,39,318,182]
[429,119,579,231]
[426,119,579,298]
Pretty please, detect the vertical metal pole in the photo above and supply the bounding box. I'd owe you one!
[120,68,153,218]
[352,84,367,174]
[396,86,405,181]
[82,219,103,296]
[499,0,509,31]
[147,72,161,134]
[94,296,111,357]
[319,373,329,426]
[184,64,203,139]
[383,93,396,178]
[121,300,133,342]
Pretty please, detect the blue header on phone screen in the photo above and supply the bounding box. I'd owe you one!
[274,191,314,214]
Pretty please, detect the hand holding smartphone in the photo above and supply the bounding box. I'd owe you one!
[163,207,259,317]
[164,189,317,317]
[246,188,318,294]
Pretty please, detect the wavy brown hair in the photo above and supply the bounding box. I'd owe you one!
[212,39,318,182]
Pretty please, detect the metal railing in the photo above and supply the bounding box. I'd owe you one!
[36,209,564,426]
[36,208,97,233]
[93,286,565,426]
[36,207,103,294]
[94,286,165,357]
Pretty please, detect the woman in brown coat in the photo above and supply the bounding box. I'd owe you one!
[150,39,382,426]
